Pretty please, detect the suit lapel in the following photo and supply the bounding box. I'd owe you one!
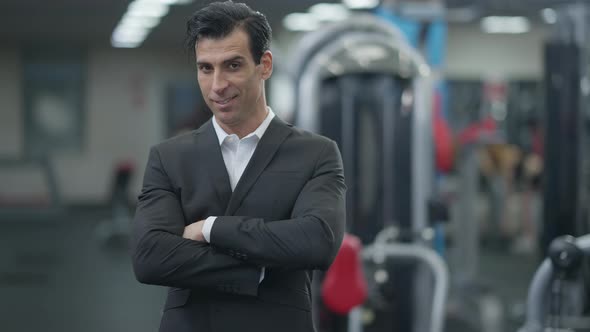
[225,117,293,216]
[194,120,232,209]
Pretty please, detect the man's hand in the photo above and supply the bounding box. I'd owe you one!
[183,220,206,242]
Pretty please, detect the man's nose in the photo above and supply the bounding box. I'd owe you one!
[212,72,229,94]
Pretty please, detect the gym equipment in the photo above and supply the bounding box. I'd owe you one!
[321,233,368,315]
[352,226,449,332]
[447,115,507,332]
[433,93,454,173]
[452,117,501,282]
[94,160,135,248]
[542,3,590,254]
[290,13,446,332]
[519,234,590,331]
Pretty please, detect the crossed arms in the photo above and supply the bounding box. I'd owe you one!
[131,139,346,296]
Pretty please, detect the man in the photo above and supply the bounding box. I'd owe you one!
[132,2,346,332]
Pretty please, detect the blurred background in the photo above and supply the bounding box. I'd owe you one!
[1,0,589,331]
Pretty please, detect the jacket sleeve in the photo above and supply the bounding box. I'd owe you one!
[210,139,346,270]
[132,146,261,296]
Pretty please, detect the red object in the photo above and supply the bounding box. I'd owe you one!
[321,233,367,314]
[483,81,507,102]
[457,116,498,145]
[433,94,454,173]
[532,128,543,157]
[116,160,135,173]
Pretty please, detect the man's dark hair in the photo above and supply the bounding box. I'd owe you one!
[185,1,272,64]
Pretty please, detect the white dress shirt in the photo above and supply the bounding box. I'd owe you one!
[202,107,275,282]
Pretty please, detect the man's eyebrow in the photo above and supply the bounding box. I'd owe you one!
[196,56,245,67]
[223,56,245,64]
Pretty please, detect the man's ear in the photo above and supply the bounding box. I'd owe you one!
[259,50,273,80]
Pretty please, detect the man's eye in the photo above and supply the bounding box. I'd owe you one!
[229,62,240,69]
[199,65,212,72]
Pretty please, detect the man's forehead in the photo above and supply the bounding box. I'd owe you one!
[195,46,250,62]
[196,29,249,50]
[196,42,253,63]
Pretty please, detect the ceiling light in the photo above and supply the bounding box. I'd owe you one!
[112,26,149,43]
[309,3,350,22]
[109,0,195,48]
[342,0,379,10]
[111,40,142,48]
[128,1,169,18]
[480,16,530,34]
[541,8,557,24]
[283,13,320,32]
[121,14,162,29]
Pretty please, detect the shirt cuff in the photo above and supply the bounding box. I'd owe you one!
[202,216,216,243]
[260,267,265,283]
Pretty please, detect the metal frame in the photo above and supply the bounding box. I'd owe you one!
[292,14,441,332]
[295,15,433,235]
[519,234,590,332]
[348,227,450,332]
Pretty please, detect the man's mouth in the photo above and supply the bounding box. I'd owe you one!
[213,95,237,106]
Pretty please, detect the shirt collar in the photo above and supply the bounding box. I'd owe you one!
[212,107,275,145]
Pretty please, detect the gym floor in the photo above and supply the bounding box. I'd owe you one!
[0,208,164,332]
[0,206,539,332]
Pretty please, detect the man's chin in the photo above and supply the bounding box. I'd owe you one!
[214,113,239,126]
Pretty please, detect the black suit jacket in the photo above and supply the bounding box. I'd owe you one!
[132,116,346,332]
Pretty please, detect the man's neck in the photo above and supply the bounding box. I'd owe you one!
[216,107,269,139]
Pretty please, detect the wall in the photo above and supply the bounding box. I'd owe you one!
[0,47,195,203]
[445,22,547,80]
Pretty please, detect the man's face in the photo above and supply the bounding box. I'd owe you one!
[195,28,272,131]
